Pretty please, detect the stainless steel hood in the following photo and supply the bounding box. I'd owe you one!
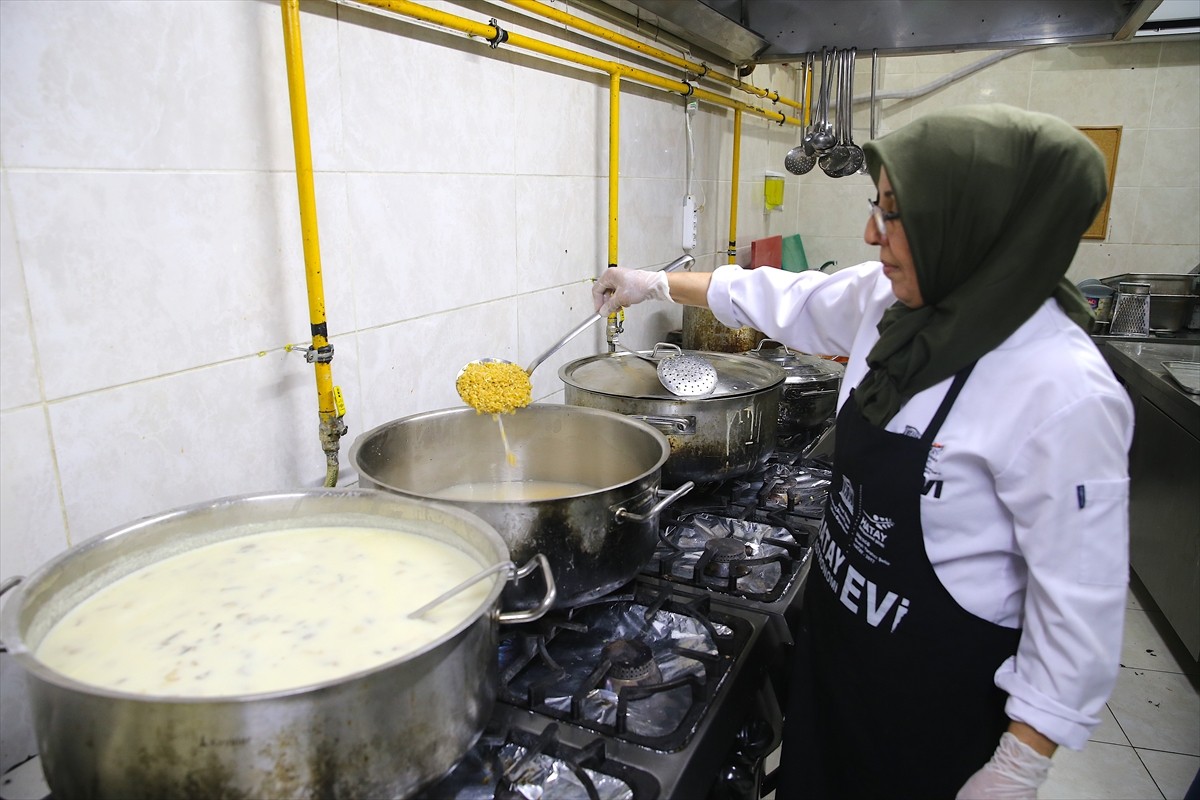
[588,0,1163,66]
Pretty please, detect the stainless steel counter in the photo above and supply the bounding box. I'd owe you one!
[1101,340,1200,663]
[1103,341,1200,439]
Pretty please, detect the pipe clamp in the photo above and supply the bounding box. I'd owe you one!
[486,18,508,48]
[305,344,334,364]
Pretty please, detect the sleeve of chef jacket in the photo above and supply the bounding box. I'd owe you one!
[992,385,1134,750]
[706,262,882,356]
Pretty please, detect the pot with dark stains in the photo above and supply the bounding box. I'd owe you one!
[559,349,785,485]
[0,488,555,799]
[352,404,691,609]
[744,339,844,434]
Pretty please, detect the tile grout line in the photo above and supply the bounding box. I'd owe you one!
[1130,744,1170,800]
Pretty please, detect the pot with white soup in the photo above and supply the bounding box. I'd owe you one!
[0,488,554,799]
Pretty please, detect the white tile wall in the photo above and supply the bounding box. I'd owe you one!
[0,177,38,409]
[0,0,1197,773]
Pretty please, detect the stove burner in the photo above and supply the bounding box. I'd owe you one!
[702,538,751,580]
[602,639,663,690]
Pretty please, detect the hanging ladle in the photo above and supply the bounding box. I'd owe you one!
[819,49,851,177]
[457,254,700,407]
[808,48,837,156]
[838,49,866,177]
[784,52,818,175]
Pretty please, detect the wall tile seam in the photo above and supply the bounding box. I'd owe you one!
[0,167,51,412]
[25,344,339,406]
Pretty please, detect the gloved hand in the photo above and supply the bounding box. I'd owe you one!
[956,732,1054,800]
[592,267,672,316]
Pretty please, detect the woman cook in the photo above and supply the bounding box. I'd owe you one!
[593,104,1133,799]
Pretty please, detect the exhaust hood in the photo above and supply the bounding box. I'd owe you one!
[587,0,1164,66]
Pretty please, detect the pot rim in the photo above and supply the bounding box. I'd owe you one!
[559,352,784,401]
[350,403,672,502]
[0,487,510,703]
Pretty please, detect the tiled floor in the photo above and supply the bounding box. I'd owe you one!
[764,580,1200,800]
[1040,582,1200,800]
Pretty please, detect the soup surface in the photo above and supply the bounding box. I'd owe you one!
[430,480,597,502]
[35,526,491,697]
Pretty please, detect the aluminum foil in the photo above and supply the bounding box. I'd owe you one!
[507,603,727,738]
[429,741,634,800]
[659,513,796,594]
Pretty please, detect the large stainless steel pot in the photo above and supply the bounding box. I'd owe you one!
[351,404,690,608]
[0,489,554,800]
[744,339,844,433]
[560,349,785,484]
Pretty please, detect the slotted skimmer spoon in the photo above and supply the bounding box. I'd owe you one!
[654,343,718,396]
[614,342,719,397]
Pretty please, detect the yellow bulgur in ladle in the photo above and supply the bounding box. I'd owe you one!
[456,360,532,415]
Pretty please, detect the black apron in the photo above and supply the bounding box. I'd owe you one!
[778,365,1021,800]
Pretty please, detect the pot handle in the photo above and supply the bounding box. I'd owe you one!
[785,387,839,399]
[0,576,22,654]
[495,554,557,625]
[615,481,694,523]
[627,414,697,435]
[751,338,792,354]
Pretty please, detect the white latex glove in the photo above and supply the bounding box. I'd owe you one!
[956,732,1054,800]
[592,267,672,316]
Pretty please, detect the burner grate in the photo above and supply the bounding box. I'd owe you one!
[495,584,753,752]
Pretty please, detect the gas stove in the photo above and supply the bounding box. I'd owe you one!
[420,433,831,800]
[2,435,832,800]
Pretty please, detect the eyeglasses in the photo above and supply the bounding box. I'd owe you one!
[867,198,901,239]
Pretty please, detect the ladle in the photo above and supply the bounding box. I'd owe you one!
[838,49,866,177]
[785,53,817,175]
[808,48,837,156]
[820,49,854,177]
[457,254,697,403]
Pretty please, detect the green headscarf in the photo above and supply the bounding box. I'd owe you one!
[855,104,1106,427]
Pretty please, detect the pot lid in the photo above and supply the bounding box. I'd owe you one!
[559,349,784,400]
[745,341,845,383]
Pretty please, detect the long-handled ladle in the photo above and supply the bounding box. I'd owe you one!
[456,254,698,408]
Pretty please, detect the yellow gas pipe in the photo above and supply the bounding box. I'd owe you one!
[728,110,742,265]
[506,0,806,113]
[281,0,347,486]
[352,0,802,130]
[606,73,625,346]
[608,73,620,270]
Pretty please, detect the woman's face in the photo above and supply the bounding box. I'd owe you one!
[865,167,924,309]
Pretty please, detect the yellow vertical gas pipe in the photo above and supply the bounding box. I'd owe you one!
[805,64,814,127]
[281,0,346,486]
[727,109,742,265]
[606,72,622,345]
[608,73,620,269]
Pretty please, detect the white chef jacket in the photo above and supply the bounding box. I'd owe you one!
[707,262,1134,750]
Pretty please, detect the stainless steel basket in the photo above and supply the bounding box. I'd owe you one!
[1109,282,1151,336]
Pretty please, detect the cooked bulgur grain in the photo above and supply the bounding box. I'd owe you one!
[456,361,532,415]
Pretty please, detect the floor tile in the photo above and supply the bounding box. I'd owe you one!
[1123,608,1186,673]
[1108,668,1200,755]
[1137,749,1200,800]
[1129,587,1145,611]
[1092,703,1132,746]
[1041,740,1163,799]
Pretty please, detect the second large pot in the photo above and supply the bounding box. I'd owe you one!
[352,404,689,608]
[560,349,785,484]
[744,339,845,433]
